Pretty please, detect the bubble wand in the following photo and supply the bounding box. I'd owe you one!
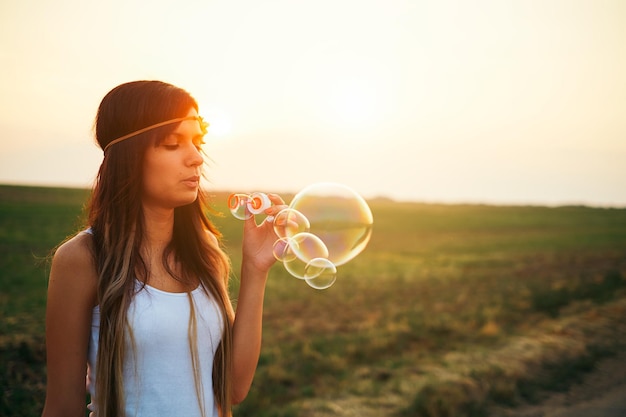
[228,183,373,290]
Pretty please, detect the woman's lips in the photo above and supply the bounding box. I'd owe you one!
[182,176,200,187]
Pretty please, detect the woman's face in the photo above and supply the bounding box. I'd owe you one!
[141,107,205,210]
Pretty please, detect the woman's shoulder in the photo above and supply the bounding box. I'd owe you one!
[54,230,94,260]
[51,231,97,281]
[49,230,98,307]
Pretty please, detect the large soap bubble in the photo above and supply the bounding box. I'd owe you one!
[289,182,373,266]
[228,182,373,289]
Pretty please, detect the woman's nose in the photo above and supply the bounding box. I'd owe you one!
[188,145,204,167]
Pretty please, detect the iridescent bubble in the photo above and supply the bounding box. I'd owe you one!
[273,208,310,239]
[289,182,373,266]
[283,232,329,279]
[304,258,337,290]
[228,193,250,220]
[272,237,297,262]
[227,184,373,290]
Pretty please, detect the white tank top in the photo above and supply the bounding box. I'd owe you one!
[86,281,224,417]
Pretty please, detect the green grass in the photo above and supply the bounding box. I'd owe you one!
[0,185,90,416]
[1,184,626,416]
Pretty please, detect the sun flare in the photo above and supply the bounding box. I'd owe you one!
[206,112,232,137]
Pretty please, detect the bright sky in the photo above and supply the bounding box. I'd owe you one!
[1,0,625,206]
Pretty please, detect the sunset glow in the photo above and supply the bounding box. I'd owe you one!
[0,0,625,206]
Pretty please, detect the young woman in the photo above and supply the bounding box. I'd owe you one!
[41,80,285,417]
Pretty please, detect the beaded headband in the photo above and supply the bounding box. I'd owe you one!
[103,116,209,153]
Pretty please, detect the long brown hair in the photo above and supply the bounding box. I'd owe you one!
[88,80,234,417]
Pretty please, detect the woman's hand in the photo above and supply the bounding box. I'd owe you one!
[241,193,287,274]
[233,194,286,402]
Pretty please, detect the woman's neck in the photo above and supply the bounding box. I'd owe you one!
[142,206,175,254]
[140,206,192,291]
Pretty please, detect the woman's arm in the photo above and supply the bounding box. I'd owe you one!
[230,194,285,404]
[41,233,98,417]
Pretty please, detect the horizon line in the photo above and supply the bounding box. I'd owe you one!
[1,181,624,210]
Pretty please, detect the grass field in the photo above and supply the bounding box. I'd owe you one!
[1,184,625,417]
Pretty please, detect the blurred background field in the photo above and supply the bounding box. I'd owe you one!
[1,184,625,417]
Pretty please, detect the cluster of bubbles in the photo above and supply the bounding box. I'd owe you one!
[228,182,373,289]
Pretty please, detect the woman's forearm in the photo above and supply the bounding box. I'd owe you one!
[230,262,268,403]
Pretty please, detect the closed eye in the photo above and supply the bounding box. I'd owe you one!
[160,132,205,151]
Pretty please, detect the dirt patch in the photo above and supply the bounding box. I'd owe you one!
[492,350,626,417]
[292,297,626,417]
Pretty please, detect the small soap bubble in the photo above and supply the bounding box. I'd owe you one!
[283,232,329,279]
[228,193,250,220]
[272,237,297,263]
[304,258,337,290]
[290,182,373,266]
[273,208,310,239]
